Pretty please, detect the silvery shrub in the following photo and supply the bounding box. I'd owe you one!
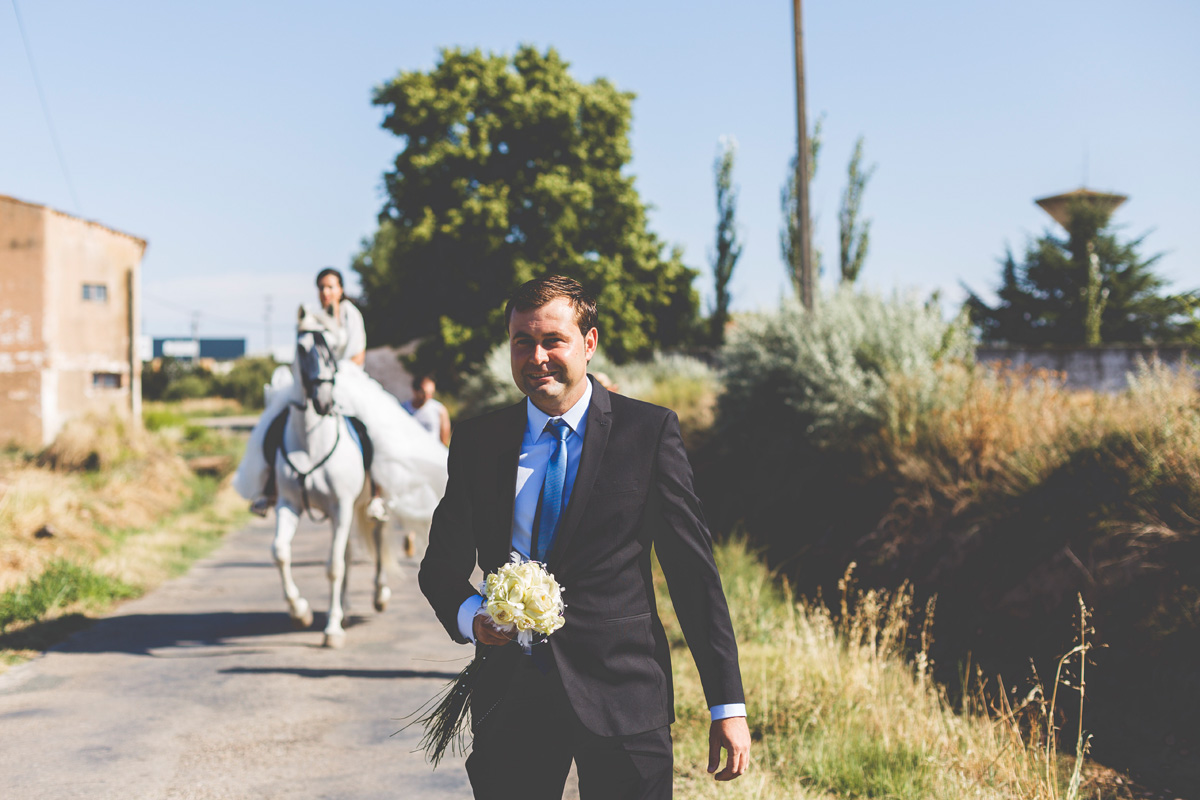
[718,287,974,450]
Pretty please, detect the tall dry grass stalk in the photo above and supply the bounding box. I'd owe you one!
[659,539,1105,800]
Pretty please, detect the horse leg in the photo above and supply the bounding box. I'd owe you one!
[272,505,312,629]
[373,518,391,612]
[323,508,353,649]
[341,528,353,614]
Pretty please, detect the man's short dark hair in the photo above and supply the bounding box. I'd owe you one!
[505,275,598,336]
[411,373,436,391]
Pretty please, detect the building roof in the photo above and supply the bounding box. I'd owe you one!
[0,193,148,251]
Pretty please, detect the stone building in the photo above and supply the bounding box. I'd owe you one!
[0,194,147,449]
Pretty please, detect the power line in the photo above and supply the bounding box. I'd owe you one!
[143,292,287,334]
[10,0,81,215]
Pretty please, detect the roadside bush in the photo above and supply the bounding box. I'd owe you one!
[142,357,277,409]
[219,357,277,409]
[718,288,973,451]
[455,344,716,444]
[454,344,526,419]
[702,289,973,565]
[455,344,625,419]
[38,412,157,472]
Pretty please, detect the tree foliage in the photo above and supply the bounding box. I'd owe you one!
[709,137,743,346]
[353,46,699,377]
[965,199,1199,345]
[780,114,823,295]
[837,136,874,285]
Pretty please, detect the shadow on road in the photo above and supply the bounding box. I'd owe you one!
[221,666,462,681]
[2,610,377,657]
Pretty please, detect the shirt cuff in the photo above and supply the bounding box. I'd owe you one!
[709,703,747,721]
[457,594,484,642]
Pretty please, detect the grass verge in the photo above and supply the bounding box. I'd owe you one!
[0,409,250,670]
[0,481,248,668]
[658,537,1118,800]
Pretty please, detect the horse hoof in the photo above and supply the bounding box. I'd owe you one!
[374,586,391,612]
[291,601,313,629]
[404,533,416,559]
[322,632,346,649]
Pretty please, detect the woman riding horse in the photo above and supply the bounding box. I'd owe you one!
[233,268,448,530]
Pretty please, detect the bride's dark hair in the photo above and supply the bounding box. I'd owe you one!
[316,267,343,288]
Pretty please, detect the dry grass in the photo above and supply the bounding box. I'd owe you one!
[0,410,250,667]
[658,539,1113,800]
[883,359,1200,512]
[0,413,194,593]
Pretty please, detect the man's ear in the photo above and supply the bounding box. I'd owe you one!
[584,327,598,361]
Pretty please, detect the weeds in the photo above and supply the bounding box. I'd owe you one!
[0,560,139,633]
[0,410,250,667]
[659,538,1109,799]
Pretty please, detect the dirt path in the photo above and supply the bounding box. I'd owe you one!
[0,513,481,799]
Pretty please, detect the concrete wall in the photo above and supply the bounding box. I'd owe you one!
[976,344,1195,392]
[0,195,146,448]
[0,199,47,446]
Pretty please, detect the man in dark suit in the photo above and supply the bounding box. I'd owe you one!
[419,276,750,799]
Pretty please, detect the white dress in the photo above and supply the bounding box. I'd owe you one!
[232,301,448,526]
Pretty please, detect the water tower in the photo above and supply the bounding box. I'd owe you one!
[1035,186,1127,229]
[1033,187,1128,344]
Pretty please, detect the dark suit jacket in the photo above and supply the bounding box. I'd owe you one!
[419,377,744,737]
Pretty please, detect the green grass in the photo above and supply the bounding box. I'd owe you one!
[0,412,251,669]
[143,406,189,432]
[0,560,140,633]
[659,537,1107,800]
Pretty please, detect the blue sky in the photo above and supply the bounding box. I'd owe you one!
[2,1,1197,353]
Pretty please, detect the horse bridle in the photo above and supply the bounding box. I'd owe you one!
[294,330,338,410]
[285,329,344,522]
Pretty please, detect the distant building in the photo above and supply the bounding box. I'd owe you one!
[0,194,146,448]
[152,338,246,361]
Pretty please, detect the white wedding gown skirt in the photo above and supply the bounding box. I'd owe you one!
[233,363,448,526]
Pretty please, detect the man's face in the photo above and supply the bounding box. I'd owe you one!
[412,378,434,406]
[509,297,597,416]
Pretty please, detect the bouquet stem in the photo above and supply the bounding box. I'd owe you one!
[399,650,489,767]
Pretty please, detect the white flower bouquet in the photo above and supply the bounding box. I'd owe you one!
[404,555,566,766]
[480,556,566,650]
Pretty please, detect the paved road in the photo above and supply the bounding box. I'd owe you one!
[0,513,479,799]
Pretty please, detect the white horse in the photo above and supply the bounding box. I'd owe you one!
[270,309,392,648]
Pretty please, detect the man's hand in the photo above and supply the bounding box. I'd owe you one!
[707,716,751,781]
[473,613,515,646]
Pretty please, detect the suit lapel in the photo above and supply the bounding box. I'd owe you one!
[547,377,612,565]
[488,401,526,569]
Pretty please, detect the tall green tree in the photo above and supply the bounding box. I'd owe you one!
[965,198,1199,345]
[709,137,743,346]
[837,136,874,284]
[780,114,823,295]
[354,46,699,377]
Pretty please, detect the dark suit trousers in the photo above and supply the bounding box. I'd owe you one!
[466,651,673,800]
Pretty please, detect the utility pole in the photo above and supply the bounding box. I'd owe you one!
[792,0,815,310]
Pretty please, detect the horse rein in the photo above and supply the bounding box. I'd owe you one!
[284,329,345,523]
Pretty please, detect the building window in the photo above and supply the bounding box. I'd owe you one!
[92,372,122,389]
[82,283,108,303]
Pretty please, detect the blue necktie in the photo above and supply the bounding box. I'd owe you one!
[533,418,571,562]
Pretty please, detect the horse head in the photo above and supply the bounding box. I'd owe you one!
[295,305,339,416]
